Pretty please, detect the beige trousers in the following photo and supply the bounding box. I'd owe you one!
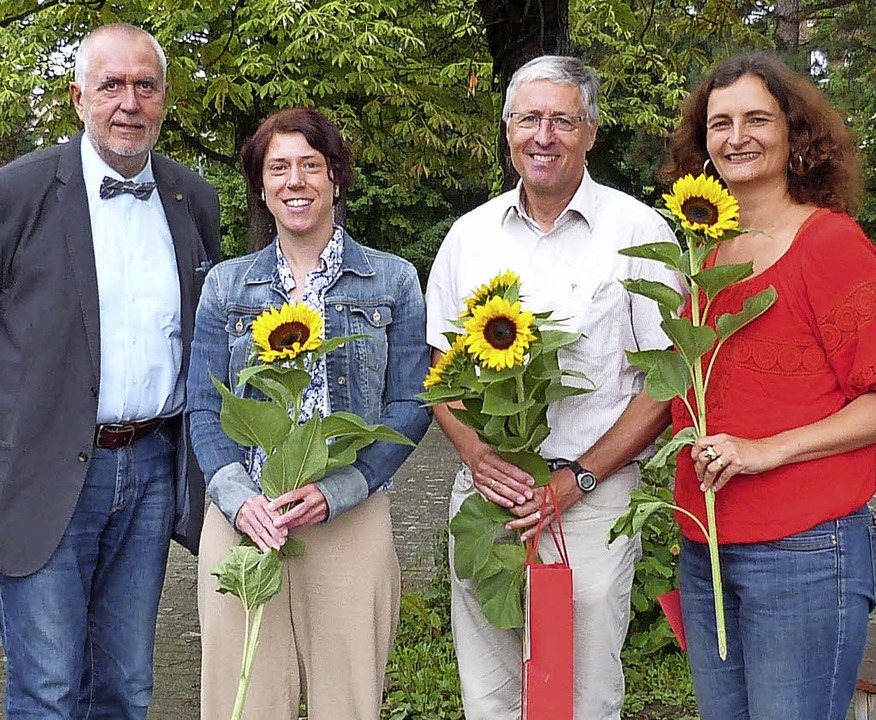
[198,492,400,720]
[449,464,642,720]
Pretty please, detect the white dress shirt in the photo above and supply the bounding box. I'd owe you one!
[80,134,182,423]
[426,170,684,463]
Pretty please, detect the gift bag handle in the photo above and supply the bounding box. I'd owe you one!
[524,485,570,567]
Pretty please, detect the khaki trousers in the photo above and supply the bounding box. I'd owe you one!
[198,492,401,720]
[449,464,642,720]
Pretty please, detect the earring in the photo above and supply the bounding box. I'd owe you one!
[703,157,713,174]
[789,154,806,174]
[334,185,340,200]
[260,189,266,202]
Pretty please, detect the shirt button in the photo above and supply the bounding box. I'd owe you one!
[78,452,88,462]
[337,376,347,386]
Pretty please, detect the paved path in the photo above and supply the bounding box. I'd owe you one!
[0,423,457,719]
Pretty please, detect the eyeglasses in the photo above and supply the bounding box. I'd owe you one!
[506,112,588,132]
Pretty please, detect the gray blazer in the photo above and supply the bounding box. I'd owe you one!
[0,133,221,576]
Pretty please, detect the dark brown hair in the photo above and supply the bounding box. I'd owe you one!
[240,107,355,204]
[663,53,862,214]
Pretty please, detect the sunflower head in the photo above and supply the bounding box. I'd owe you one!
[463,270,521,316]
[423,335,470,389]
[463,296,536,371]
[251,303,324,363]
[663,173,740,239]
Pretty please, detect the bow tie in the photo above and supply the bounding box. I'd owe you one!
[99,176,157,201]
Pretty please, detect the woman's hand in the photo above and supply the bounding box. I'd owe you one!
[234,495,288,552]
[692,434,783,491]
[268,484,329,531]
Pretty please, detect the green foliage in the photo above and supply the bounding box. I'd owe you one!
[345,168,487,285]
[383,531,463,720]
[622,650,698,719]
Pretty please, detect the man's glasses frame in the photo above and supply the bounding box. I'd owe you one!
[506,112,589,132]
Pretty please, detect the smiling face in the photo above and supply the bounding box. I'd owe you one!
[70,29,167,178]
[506,80,597,205]
[705,74,791,194]
[262,131,336,247]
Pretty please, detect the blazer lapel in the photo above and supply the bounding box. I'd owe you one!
[59,134,101,378]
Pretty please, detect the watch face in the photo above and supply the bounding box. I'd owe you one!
[569,462,597,493]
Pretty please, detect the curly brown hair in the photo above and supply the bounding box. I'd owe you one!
[662,53,862,215]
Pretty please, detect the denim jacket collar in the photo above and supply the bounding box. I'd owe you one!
[240,230,376,287]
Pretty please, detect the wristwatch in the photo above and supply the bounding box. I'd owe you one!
[568,461,597,493]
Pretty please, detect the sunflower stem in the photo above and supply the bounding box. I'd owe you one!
[514,374,526,438]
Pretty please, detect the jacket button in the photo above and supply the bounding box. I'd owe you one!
[372,310,381,323]
[235,318,244,332]
[338,376,347,386]
[78,452,89,462]
[335,304,343,312]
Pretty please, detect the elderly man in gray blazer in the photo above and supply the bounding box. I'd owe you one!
[0,23,220,719]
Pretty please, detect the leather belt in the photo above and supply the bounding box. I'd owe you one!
[546,458,572,471]
[95,418,165,450]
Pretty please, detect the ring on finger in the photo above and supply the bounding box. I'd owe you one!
[534,510,541,521]
[490,478,496,488]
[715,456,725,468]
[704,445,718,461]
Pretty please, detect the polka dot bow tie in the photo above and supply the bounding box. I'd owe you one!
[99,176,157,201]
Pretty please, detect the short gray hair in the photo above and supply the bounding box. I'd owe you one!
[502,55,600,124]
[74,23,167,86]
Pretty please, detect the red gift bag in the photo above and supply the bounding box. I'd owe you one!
[521,486,574,720]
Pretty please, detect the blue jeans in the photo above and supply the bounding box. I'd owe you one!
[0,427,175,720]
[680,506,876,720]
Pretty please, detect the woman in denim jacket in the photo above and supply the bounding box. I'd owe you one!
[186,107,431,720]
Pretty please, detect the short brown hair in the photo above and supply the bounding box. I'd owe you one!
[240,107,355,205]
[663,53,863,215]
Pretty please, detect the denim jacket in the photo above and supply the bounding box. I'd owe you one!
[185,232,431,526]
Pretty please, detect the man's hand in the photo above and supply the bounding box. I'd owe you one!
[505,468,583,542]
[465,443,535,508]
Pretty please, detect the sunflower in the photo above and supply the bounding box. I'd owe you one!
[663,173,740,239]
[423,335,469,389]
[251,303,324,363]
[463,270,521,316]
[464,296,536,370]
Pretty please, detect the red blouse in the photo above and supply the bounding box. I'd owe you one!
[673,209,876,544]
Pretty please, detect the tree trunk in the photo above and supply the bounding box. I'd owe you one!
[477,0,571,190]
[774,0,801,52]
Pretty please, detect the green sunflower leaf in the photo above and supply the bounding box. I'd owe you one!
[211,545,282,613]
[618,241,683,270]
[450,495,513,580]
[621,279,685,313]
[210,374,292,454]
[716,286,778,340]
[661,318,717,367]
[475,544,526,629]
[645,427,697,470]
[260,416,328,498]
[692,262,754,300]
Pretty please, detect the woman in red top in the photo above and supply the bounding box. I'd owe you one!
[663,53,876,720]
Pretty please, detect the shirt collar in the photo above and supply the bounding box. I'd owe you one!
[273,224,345,290]
[502,169,596,231]
[80,133,155,197]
